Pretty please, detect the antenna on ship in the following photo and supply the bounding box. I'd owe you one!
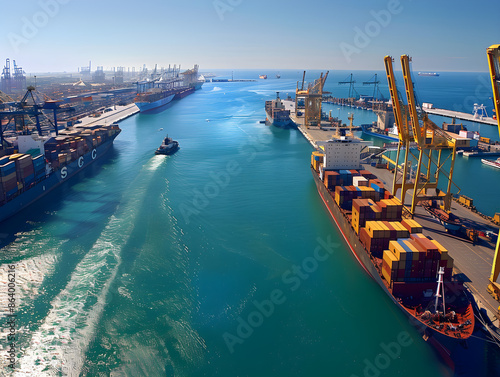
[434,267,446,315]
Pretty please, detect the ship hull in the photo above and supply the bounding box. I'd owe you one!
[311,166,472,353]
[0,136,117,223]
[361,124,399,142]
[265,110,294,128]
[193,82,204,90]
[481,158,500,169]
[136,93,175,112]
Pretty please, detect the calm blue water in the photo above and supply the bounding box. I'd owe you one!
[0,72,499,376]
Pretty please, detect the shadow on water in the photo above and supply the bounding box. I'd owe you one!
[0,147,120,250]
[269,124,292,140]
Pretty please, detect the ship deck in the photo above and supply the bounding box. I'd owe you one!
[297,125,500,329]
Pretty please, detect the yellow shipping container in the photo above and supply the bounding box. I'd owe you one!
[391,197,402,206]
[430,239,448,257]
[389,240,406,260]
[401,219,422,233]
[383,249,398,269]
[378,222,390,238]
[366,221,384,238]
[382,266,393,284]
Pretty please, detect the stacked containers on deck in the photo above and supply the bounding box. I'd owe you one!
[10,154,34,187]
[324,171,340,190]
[378,199,403,220]
[353,176,369,187]
[400,219,422,234]
[335,186,360,210]
[351,199,380,234]
[339,170,353,186]
[359,170,376,180]
[0,157,17,201]
[359,221,410,258]
[311,152,324,173]
[32,155,46,180]
[369,178,386,197]
[381,221,453,286]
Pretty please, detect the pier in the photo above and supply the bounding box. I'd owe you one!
[297,124,500,329]
[424,107,497,126]
[78,103,139,127]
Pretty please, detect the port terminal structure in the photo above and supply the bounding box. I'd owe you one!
[486,44,500,309]
[287,70,500,332]
[424,107,497,126]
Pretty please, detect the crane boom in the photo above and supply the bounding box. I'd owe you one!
[401,55,425,146]
[486,44,500,297]
[384,56,409,142]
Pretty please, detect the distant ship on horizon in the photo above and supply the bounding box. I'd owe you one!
[418,72,440,77]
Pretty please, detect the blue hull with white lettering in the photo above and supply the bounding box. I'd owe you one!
[0,136,117,223]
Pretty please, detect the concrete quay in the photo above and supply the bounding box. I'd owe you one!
[78,103,139,127]
[425,107,497,126]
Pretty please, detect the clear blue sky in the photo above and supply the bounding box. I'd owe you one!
[0,0,498,73]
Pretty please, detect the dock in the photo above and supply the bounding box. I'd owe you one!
[78,103,139,127]
[425,107,497,126]
[297,124,500,328]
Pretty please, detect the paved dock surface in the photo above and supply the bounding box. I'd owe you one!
[425,107,497,126]
[297,124,500,327]
[78,104,139,127]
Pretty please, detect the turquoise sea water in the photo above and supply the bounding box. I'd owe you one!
[0,71,499,376]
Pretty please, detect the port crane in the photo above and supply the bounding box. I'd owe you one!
[486,44,500,303]
[384,55,459,217]
[295,71,329,129]
[0,86,74,146]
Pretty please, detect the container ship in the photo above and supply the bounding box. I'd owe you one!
[264,92,293,128]
[311,136,474,345]
[134,88,176,112]
[135,65,204,112]
[0,123,121,223]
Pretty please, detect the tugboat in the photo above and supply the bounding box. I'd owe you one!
[155,135,179,155]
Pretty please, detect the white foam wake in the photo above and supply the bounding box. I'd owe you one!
[15,161,158,376]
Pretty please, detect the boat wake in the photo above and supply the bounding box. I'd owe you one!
[14,158,163,376]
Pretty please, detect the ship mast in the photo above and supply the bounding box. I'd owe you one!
[433,267,446,315]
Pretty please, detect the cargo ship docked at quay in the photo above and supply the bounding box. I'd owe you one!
[264,92,293,128]
[134,65,204,112]
[0,123,121,223]
[310,136,475,347]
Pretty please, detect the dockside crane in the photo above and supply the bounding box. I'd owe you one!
[486,44,500,303]
[384,56,413,212]
[383,55,459,217]
[295,71,329,128]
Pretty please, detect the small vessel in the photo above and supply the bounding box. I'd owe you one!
[155,135,179,155]
[264,92,293,128]
[259,75,267,79]
[276,73,281,79]
[361,123,399,142]
[418,72,440,77]
[481,157,500,169]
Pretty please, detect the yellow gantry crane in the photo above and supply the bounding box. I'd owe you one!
[486,44,500,302]
[295,71,329,128]
[384,55,459,217]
